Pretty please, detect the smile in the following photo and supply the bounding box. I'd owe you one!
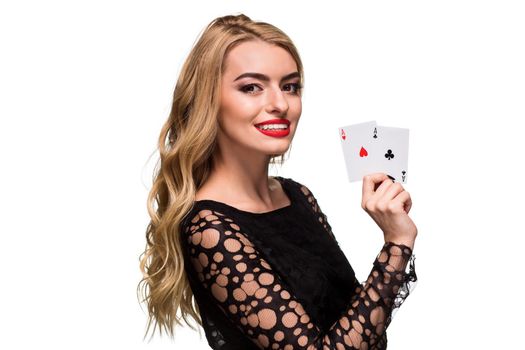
[254,124,290,137]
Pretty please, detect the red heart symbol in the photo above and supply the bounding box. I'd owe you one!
[359,146,368,157]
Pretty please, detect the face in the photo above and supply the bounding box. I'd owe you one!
[217,40,302,158]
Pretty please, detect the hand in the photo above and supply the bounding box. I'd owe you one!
[361,173,418,247]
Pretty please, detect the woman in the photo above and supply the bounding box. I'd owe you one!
[138,13,418,349]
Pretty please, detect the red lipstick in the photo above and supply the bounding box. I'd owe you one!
[254,119,290,138]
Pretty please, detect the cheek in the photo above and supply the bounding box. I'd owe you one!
[220,94,260,123]
[292,98,302,112]
[218,92,238,126]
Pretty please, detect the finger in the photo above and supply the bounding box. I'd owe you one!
[405,197,412,214]
[382,182,405,201]
[374,178,396,199]
[404,194,412,213]
[362,173,390,204]
[393,191,411,214]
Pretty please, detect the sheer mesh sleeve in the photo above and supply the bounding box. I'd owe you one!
[298,181,418,331]
[183,208,417,349]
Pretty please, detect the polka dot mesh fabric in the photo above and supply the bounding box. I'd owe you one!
[181,177,417,349]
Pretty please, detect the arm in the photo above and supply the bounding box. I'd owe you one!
[298,181,418,331]
[183,209,417,349]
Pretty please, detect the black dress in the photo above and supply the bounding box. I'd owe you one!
[180,176,417,349]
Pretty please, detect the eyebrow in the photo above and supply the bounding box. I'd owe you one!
[233,71,300,82]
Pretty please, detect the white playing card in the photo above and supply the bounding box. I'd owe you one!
[339,121,377,182]
[367,126,409,183]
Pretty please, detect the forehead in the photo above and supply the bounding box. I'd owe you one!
[223,40,297,78]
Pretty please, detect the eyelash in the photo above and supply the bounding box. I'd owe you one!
[240,83,303,95]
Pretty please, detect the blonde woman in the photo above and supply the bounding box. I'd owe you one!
[138,13,418,349]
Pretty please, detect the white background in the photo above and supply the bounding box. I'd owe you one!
[1,0,524,349]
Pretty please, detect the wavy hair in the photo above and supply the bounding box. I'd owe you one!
[137,13,305,341]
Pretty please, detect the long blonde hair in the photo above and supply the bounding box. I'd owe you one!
[137,13,305,341]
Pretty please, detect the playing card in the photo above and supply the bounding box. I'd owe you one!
[339,121,378,182]
[367,126,409,183]
[339,121,409,183]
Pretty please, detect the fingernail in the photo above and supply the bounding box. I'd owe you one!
[387,174,395,182]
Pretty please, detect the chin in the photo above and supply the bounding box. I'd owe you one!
[265,145,290,156]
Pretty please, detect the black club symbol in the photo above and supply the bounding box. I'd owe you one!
[384,149,394,160]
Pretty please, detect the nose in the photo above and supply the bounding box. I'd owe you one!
[265,86,289,115]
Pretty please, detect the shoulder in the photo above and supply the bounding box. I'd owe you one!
[182,207,236,235]
[280,176,318,201]
[285,177,328,216]
[286,178,337,239]
[180,207,246,251]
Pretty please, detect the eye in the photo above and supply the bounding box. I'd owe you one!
[240,84,262,94]
[240,82,303,95]
[284,83,303,94]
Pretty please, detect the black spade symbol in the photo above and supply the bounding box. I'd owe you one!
[385,149,394,160]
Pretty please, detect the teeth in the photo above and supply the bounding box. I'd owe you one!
[256,124,288,130]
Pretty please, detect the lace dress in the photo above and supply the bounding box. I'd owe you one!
[180,176,417,349]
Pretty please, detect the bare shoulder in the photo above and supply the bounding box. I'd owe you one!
[269,176,291,206]
[194,185,215,202]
